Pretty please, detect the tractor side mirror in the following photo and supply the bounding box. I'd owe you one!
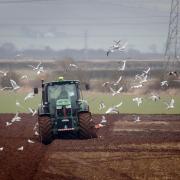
[34,87,38,94]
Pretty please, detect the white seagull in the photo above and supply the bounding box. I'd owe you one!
[107,41,128,56]
[28,61,42,71]
[37,66,44,75]
[109,86,123,96]
[69,63,79,69]
[143,67,151,74]
[27,139,35,144]
[149,93,160,102]
[99,101,106,110]
[105,107,119,114]
[102,81,110,87]
[134,116,141,122]
[0,147,4,151]
[17,146,24,151]
[100,115,107,126]
[118,60,126,71]
[6,122,12,126]
[24,92,34,102]
[10,79,20,91]
[132,97,143,107]
[131,84,143,89]
[34,131,39,136]
[161,80,168,87]
[11,112,21,122]
[164,98,175,109]
[139,74,148,84]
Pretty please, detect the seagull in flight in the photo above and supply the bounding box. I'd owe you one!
[134,116,141,122]
[34,131,39,136]
[37,66,44,75]
[132,97,143,107]
[24,92,34,102]
[131,84,143,89]
[139,74,148,84]
[17,146,24,151]
[143,67,151,74]
[149,93,160,102]
[106,107,119,114]
[107,41,128,56]
[27,139,35,144]
[0,147,4,151]
[161,80,168,87]
[164,98,175,109]
[99,101,106,110]
[69,63,79,69]
[10,79,20,91]
[118,60,126,71]
[6,121,12,126]
[28,61,42,71]
[105,102,122,114]
[109,86,123,96]
[0,70,8,76]
[11,112,21,123]
[100,115,107,126]
[102,81,110,87]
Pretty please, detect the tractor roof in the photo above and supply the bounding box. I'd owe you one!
[44,80,80,86]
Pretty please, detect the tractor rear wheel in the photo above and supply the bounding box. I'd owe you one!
[38,116,53,144]
[78,112,97,139]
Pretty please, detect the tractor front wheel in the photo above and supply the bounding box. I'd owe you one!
[38,116,53,145]
[78,112,97,139]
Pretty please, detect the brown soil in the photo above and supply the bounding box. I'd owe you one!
[0,113,180,180]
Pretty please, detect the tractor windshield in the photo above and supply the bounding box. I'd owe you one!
[47,83,79,114]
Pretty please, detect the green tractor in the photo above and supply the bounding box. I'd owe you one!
[34,77,97,144]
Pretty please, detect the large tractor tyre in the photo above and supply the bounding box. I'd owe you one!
[38,116,53,145]
[78,112,97,139]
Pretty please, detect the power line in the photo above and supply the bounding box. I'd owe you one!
[0,22,168,26]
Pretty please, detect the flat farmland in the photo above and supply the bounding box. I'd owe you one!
[0,114,180,180]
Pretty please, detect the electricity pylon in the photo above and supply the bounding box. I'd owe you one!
[164,0,180,75]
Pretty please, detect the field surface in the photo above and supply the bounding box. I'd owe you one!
[0,113,180,179]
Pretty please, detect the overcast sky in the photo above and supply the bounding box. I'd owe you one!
[0,0,171,52]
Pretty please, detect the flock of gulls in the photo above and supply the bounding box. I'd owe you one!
[0,62,45,151]
[0,39,178,150]
[94,40,177,128]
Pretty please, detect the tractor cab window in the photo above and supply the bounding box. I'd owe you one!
[47,83,78,114]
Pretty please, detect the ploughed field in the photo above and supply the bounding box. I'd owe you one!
[0,114,180,180]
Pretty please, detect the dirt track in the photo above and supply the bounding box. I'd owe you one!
[0,114,180,180]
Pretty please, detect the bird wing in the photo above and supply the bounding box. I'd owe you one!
[109,86,116,93]
[10,79,18,89]
[170,99,175,106]
[37,61,42,69]
[117,86,123,93]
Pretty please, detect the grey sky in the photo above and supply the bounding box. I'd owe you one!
[0,0,171,52]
